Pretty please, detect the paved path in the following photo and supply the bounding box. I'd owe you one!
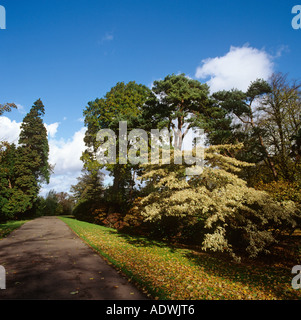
[0,217,148,300]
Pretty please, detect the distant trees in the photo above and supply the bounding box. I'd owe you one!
[0,99,51,221]
[36,190,74,217]
[70,168,105,222]
[71,168,104,203]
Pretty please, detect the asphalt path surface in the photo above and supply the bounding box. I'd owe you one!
[0,216,148,300]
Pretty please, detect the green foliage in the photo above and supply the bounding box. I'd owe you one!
[143,74,211,148]
[35,191,74,217]
[82,81,151,208]
[18,99,51,184]
[0,142,38,220]
[12,100,50,216]
[70,168,104,202]
[55,192,74,215]
[44,190,60,216]
[71,168,106,222]
[72,198,97,223]
[0,142,16,221]
[0,99,51,221]
[211,74,301,183]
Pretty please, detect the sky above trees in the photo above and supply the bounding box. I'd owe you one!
[1,0,300,195]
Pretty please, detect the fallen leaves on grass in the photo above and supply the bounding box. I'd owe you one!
[61,217,300,300]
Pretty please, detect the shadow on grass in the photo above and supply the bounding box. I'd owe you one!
[182,250,299,300]
[112,230,178,253]
[113,229,299,300]
[62,217,300,300]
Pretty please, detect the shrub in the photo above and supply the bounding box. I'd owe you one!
[73,198,126,229]
[138,145,301,261]
[72,199,97,223]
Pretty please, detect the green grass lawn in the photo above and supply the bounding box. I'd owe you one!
[60,217,301,300]
[0,220,28,239]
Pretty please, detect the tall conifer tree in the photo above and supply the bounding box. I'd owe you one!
[0,99,51,219]
[18,99,50,184]
[14,99,51,215]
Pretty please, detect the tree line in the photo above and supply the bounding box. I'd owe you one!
[72,72,301,261]
[1,72,300,260]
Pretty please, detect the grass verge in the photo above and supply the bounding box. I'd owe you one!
[60,217,300,300]
[0,220,28,239]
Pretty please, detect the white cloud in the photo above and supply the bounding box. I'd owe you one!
[40,127,87,195]
[39,172,81,197]
[195,45,274,93]
[0,116,21,144]
[0,117,61,142]
[0,116,88,194]
[48,127,86,175]
[45,122,60,138]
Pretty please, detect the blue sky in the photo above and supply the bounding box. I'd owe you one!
[1,0,301,195]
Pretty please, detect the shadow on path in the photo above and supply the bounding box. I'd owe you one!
[0,217,148,300]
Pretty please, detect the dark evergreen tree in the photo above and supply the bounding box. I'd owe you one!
[0,99,51,219]
[18,99,51,184]
[0,142,17,221]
